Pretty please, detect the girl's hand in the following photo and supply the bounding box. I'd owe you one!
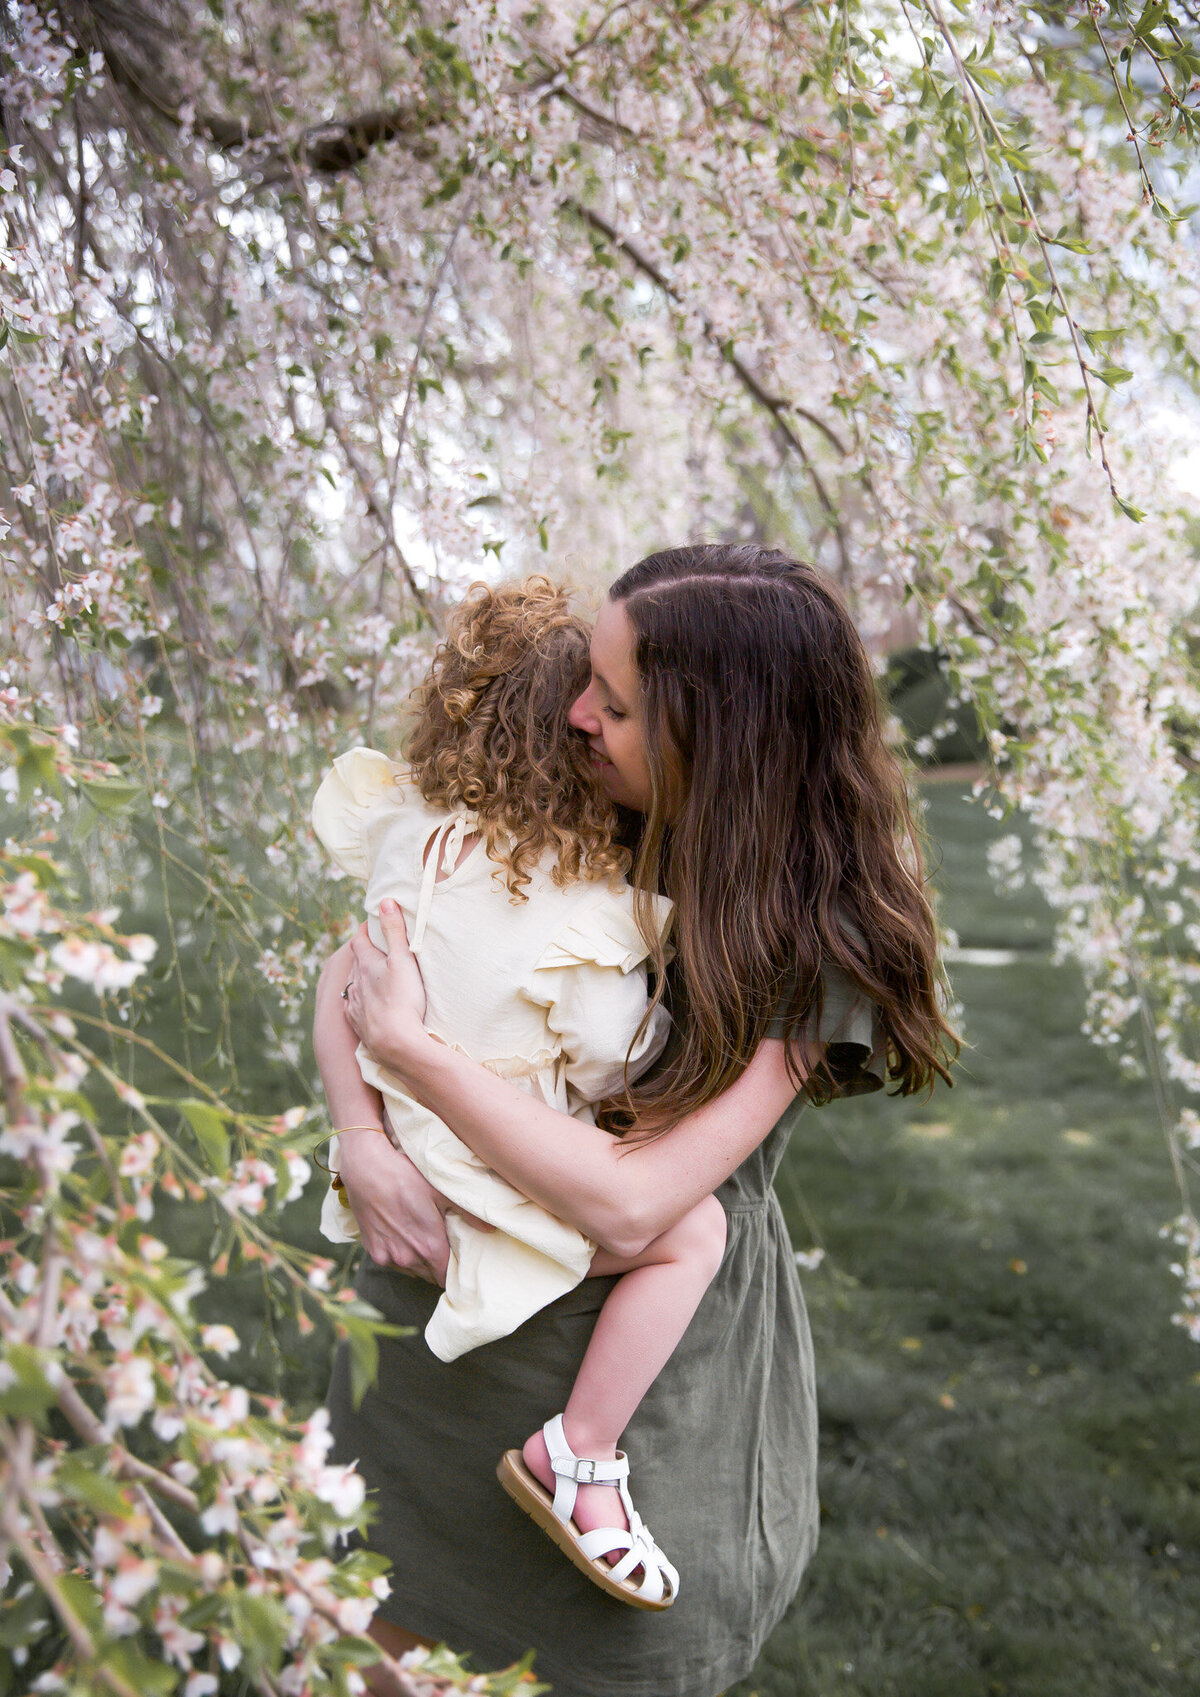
[343,899,430,1072]
[337,1130,458,1284]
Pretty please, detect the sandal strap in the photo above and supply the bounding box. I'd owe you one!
[576,1524,673,1604]
[577,1527,635,1564]
[613,1545,660,1598]
[542,1414,629,1523]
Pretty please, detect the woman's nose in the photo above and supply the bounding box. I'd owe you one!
[568,686,600,734]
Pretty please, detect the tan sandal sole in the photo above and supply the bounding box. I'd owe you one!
[497,1450,674,1611]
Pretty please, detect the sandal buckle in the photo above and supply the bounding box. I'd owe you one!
[569,1458,599,1484]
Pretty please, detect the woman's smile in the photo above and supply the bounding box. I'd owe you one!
[568,599,654,812]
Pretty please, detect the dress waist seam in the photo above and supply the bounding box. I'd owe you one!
[719,1198,772,1214]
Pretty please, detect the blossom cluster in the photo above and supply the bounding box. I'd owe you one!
[0,743,532,1691]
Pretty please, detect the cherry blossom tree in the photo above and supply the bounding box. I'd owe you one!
[3,0,1200,1687]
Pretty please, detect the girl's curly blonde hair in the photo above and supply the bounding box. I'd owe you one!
[406,577,629,899]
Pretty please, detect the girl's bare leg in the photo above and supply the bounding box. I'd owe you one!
[521,1192,727,1557]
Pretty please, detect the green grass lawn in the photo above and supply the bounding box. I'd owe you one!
[730,781,1200,1697]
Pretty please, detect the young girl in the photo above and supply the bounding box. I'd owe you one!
[312,577,727,1610]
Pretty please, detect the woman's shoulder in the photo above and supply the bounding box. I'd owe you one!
[767,947,887,1099]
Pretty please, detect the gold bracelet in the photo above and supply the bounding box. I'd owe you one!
[313,1125,388,1192]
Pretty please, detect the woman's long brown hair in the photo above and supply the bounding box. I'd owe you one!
[610,544,957,1128]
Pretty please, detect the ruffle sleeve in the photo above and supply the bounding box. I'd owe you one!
[310,746,407,882]
[767,960,887,1099]
[521,889,673,1104]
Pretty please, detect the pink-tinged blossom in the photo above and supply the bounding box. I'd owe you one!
[207,1383,250,1431]
[281,1151,310,1203]
[3,871,58,935]
[218,1157,276,1216]
[334,1594,378,1634]
[49,936,147,994]
[106,1555,159,1621]
[216,1637,242,1671]
[118,1130,158,1177]
[154,1594,207,1666]
[103,1354,156,1429]
[199,1485,239,1538]
[201,1323,240,1357]
[314,1464,365,1519]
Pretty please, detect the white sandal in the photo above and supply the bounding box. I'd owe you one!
[497,1414,680,1610]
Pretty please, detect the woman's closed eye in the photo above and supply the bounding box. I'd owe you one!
[603,706,627,722]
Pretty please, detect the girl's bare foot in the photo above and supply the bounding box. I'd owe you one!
[521,1424,637,1570]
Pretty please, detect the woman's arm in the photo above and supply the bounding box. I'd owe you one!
[313,943,388,1132]
[344,903,805,1258]
[313,943,458,1284]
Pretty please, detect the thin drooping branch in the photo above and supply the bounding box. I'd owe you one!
[0,1002,26,1123]
[565,201,848,456]
[563,198,853,578]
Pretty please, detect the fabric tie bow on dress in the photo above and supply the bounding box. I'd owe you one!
[412,809,474,949]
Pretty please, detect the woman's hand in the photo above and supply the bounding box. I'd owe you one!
[337,1129,458,1284]
[342,899,432,1076]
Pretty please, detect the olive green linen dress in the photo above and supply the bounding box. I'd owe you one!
[326,968,884,1697]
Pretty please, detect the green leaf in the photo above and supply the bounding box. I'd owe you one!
[230,1590,290,1676]
[56,1453,134,1518]
[345,1312,381,1409]
[321,1635,384,1667]
[180,1099,230,1175]
[337,1303,407,1409]
[16,741,60,806]
[0,1344,61,1422]
[1093,365,1133,388]
[1082,327,1126,353]
[0,1584,53,1650]
[0,933,36,988]
[1133,0,1168,39]
[57,1572,105,1638]
[331,1549,393,1590]
[101,1643,178,1696]
[177,1591,227,1632]
[80,778,145,817]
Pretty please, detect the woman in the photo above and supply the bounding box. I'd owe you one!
[316,544,956,1697]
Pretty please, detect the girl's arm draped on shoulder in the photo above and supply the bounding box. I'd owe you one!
[344,904,806,1259]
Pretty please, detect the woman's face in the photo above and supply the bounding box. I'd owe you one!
[568,597,654,813]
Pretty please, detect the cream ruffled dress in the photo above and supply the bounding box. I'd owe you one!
[312,748,672,1363]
